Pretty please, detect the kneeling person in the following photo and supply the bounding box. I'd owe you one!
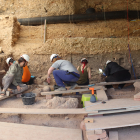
[1,54,30,96]
[47,54,80,91]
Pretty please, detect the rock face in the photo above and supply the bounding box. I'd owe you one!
[46,97,78,109]
[1,1,140,86]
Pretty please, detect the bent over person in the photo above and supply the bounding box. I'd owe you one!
[47,54,80,91]
[105,60,131,89]
[0,54,30,96]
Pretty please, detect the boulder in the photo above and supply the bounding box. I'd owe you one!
[46,97,78,109]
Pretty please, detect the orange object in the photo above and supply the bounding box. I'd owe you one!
[89,87,94,95]
[22,66,31,83]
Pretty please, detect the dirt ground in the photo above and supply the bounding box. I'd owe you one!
[0,95,85,129]
[0,84,138,140]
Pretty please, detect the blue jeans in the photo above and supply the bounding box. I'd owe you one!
[53,70,80,87]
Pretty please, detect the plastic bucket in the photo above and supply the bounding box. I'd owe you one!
[21,92,35,105]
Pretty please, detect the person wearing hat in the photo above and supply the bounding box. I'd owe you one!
[0,54,30,96]
[104,60,131,89]
[5,57,31,84]
[76,58,91,85]
[6,57,16,66]
[47,54,80,91]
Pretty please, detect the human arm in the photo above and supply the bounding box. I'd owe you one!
[47,67,55,83]
[8,64,19,87]
[87,67,91,79]
[77,66,79,71]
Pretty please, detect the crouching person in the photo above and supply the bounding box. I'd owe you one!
[47,54,80,91]
[0,54,30,96]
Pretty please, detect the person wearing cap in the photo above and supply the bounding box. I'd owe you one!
[47,54,80,91]
[76,58,91,85]
[0,54,30,96]
[104,60,131,89]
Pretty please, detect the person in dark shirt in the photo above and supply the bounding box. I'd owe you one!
[104,60,131,89]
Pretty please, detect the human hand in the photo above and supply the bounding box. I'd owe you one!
[17,85,21,91]
[47,77,51,84]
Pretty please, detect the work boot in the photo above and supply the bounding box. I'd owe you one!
[69,83,78,90]
[55,87,67,91]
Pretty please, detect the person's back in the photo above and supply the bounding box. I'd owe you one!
[76,58,91,85]
[77,66,89,85]
[104,60,131,89]
[4,62,23,84]
[47,54,80,91]
[105,62,126,76]
[52,60,78,73]
[22,66,31,83]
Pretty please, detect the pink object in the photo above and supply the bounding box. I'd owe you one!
[80,120,86,130]
[134,98,140,101]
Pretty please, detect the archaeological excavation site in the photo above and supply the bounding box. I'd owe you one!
[1,0,140,140]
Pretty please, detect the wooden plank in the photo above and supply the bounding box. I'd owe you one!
[0,94,15,101]
[0,122,82,140]
[88,107,140,115]
[83,130,88,140]
[85,112,140,131]
[96,79,140,86]
[0,108,90,114]
[109,131,118,140]
[85,98,140,112]
[134,92,140,99]
[96,89,108,101]
[84,118,94,123]
[41,86,106,95]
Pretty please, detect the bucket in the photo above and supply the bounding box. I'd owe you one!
[21,92,35,105]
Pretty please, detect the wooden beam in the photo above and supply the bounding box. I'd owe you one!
[41,86,106,95]
[0,122,82,140]
[85,98,140,111]
[85,112,140,130]
[85,98,140,115]
[0,94,15,101]
[0,108,89,115]
[96,79,140,86]
[84,118,94,123]
[109,131,118,140]
[96,89,108,101]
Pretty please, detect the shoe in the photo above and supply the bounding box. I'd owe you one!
[55,87,67,91]
[0,91,6,96]
[69,83,78,90]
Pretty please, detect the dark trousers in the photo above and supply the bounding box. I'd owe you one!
[105,70,131,88]
[53,70,80,87]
